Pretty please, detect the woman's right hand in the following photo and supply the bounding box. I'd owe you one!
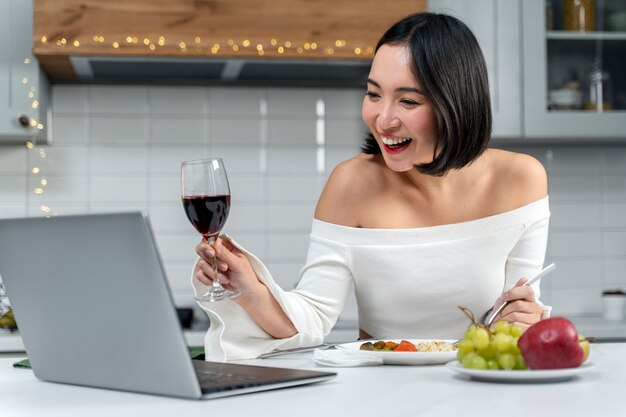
[194,237,298,338]
[194,237,265,305]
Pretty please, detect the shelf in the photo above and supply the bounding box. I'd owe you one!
[547,109,626,114]
[547,31,626,40]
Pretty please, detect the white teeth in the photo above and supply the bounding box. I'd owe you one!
[382,137,412,145]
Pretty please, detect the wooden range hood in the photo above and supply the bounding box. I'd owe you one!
[33,0,426,86]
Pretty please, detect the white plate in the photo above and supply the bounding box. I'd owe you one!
[336,339,457,365]
[446,361,595,382]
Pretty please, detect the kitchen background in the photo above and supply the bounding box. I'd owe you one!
[2,84,626,326]
[2,0,626,338]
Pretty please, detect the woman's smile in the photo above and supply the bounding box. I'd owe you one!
[381,135,413,154]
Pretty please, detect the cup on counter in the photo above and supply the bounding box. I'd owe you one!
[602,290,626,321]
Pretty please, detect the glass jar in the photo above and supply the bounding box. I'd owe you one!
[563,0,596,31]
[585,64,613,111]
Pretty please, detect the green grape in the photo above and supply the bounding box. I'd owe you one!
[457,308,531,372]
[461,352,477,369]
[473,327,490,350]
[458,339,475,354]
[486,359,500,370]
[477,343,497,360]
[498,352,516,370]
[493,332,511,352]
[465,325,478,341]
[493,320,510,335]
[468,355,487,370]
[509,324,523,338]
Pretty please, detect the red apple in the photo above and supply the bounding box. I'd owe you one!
[517,317,585,370]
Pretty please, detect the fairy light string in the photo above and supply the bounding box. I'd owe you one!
[22,57,50,216]
[38,33,375,59]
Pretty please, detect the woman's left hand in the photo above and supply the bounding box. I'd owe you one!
[490,278,543,332]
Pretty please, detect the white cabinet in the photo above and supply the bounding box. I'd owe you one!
[429,0,522,139]
[522,0,626,140]
[0,0,49,144]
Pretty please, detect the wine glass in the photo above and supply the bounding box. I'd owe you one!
[181,158,239,301]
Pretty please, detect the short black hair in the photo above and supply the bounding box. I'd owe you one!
[361,12,492,176]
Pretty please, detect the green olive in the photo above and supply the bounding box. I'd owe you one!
[359,342,374,351]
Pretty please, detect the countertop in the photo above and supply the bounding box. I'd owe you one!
[0,329,207,353]
[0,343,624,417]
[1,314,624,353]
[569,315,626,340]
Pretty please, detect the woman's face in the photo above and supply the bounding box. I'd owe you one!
[362,44,438,173]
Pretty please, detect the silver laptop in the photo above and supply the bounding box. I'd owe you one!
[0,213,335,399]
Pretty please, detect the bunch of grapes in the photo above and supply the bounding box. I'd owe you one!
[456,307,527,371]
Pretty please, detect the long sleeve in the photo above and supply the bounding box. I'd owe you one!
[193,233,354,361]
[504,204,551,317]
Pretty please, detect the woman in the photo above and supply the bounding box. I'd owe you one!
[192,12,550,360]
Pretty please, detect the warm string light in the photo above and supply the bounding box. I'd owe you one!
[25,140,51,214]
[36,34,375,58]
[22,57,50,215]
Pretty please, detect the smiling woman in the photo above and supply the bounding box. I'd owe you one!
[360,12,492,176]
[190,12,550,361]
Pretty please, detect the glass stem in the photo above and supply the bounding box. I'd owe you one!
[211,254,222,290]
[207,236,222,290]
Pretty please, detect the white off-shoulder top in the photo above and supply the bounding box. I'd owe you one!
[193,196,551,361]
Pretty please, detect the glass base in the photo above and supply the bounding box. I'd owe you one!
[195,288,240,302]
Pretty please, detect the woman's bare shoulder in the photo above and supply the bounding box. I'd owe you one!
[487,149,548,207]
[314,154,382,226]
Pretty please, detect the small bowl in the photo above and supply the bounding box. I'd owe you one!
[548,89,583,109]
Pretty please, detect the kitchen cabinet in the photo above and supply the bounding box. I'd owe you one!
[429,0,523,139]
[522,0,626,139]
[33,0,425,82]
[0,0,49,144]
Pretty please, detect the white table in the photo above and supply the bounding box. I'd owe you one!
[1,343,624,417]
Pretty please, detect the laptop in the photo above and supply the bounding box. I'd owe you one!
[0,212,335,399]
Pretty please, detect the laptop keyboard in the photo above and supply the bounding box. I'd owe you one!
[196,371,259,387]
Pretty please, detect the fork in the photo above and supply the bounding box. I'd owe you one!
[484,263,556,327]
[452,263,557,345]
[257,338,380,358]
[258,343,336,359]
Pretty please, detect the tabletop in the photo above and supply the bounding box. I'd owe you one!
[1,343,624,417]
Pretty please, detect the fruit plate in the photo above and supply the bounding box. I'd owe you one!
[336,339,457,365]
[446,361,595,382]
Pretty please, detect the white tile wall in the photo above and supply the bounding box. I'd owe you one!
[504,145,626,315]
[1,85,626,327]
[58,85,351,320]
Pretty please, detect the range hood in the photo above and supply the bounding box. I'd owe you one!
[66,56,372,87]
[33,0,426,87]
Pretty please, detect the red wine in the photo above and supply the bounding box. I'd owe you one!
[182,194,230,240]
